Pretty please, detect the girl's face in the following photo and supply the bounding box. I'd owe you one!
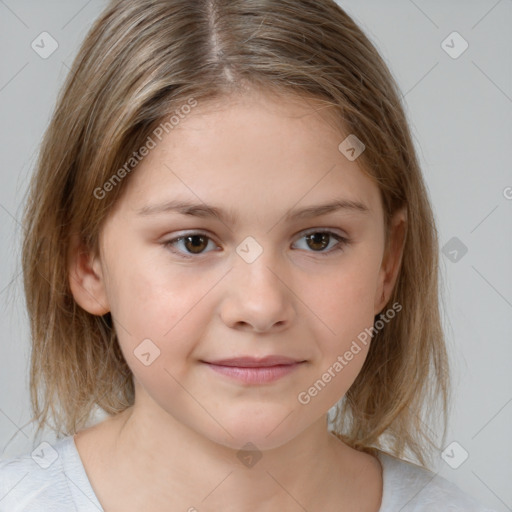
[72,88,405,450]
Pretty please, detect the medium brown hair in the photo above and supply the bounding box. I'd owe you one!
[21,0,450,469]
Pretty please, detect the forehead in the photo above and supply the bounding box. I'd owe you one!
[118,88,382,223]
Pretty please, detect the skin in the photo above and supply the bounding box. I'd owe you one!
[69,87,406,512]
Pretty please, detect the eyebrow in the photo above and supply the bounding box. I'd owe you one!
[135,198,370,224]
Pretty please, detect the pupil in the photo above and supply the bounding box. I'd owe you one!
[183,233,330,254]
[185,235,207,253]
[308,233,329,251]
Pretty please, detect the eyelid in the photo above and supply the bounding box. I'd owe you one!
[162,227,351,259]
[162,230,219,259]
[299,226,347,238]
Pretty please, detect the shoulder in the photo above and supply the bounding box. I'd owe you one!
[376,450,498,512]
[0,436,96,512]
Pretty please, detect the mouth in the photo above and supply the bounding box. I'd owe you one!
[201,356,307,384]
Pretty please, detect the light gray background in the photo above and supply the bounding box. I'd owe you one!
[0,1,511,510]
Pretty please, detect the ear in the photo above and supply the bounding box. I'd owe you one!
[374,207,407,316]
[68,234,110,315]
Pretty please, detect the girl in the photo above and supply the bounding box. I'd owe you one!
[0,0,498,510]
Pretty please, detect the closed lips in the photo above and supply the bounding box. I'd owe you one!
[203,356,306,367]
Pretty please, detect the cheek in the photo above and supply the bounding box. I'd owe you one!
[105,254,217,372]
[308,255,380,339]
[299,273,377,407]
[107,249,212,329]
[301,254,380,397]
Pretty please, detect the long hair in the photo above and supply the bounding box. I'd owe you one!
[21,0,450,469]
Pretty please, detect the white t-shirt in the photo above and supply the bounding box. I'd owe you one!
[0,435,498,511]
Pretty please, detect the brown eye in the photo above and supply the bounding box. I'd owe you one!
[305,232,331,251]
[164,229,350,260]
[163,232,217,258]
[182,234,209,254]
[293,230,350,255]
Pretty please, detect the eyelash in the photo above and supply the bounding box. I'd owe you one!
[162,229,351,260]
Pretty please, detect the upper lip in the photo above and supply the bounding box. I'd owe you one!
[204,356,305,367]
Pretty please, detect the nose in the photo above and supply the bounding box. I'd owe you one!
[219,250,296,333]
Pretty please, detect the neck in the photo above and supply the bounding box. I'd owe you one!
[95,391,381,511]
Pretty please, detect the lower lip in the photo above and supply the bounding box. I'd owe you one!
[204,363,303,384]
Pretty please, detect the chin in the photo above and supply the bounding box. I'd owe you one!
[199,411,306,453]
